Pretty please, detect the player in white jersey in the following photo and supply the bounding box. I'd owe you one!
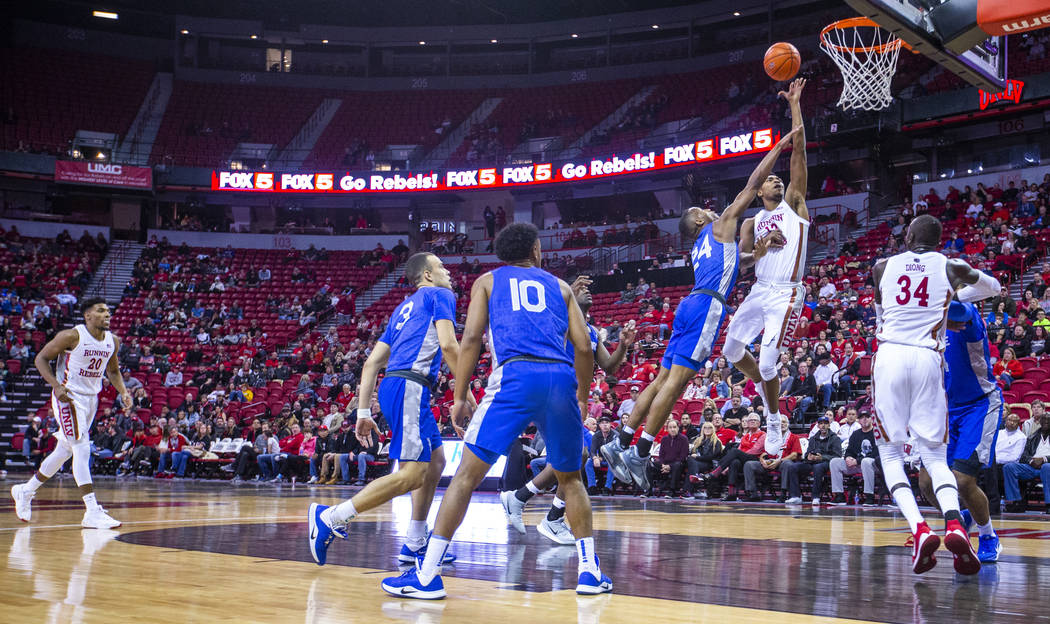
[10,298,131,529]
[871,214,1001,575]
[723,78,809,454]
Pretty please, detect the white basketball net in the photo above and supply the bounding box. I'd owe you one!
[820,21,903,111]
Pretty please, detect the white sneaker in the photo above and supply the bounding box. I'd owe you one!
[537,516,575,545]
[82,507,121,529]
[500,490,527,534]
[812,498,821,507]
[11,484,33,522]
[307,476,319,484]
[764,413,784,455]
[784,496,803,505]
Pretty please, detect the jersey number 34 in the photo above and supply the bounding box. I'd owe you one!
[896,275,930,307]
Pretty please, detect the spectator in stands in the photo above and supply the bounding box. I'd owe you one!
[813,354,839,410]
[780,415,842,504]
[712,413,765,501]
[89,422,126,471]
[828,413,879,505]
[226,420,275,482]
[1003,414,1050,513]
[1031,327,1048,356]
[258,266,271,281]
[258,423,302,482]
[307,426,333,483]
[743,418,801,502]
[720,392,750,423]
[788,361,817,422]
[164,367,183,387]
[993,347,1024,388]
[996,412,1026,466]
[156,424,190,477]
[619,280,638,303]
[646,419,689,497]
[707,371,729,399]
[586,417,617,495]
[686,421,725,498]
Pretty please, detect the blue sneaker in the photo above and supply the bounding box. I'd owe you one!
[977,534,1002,563]
[307,503,347,566]
[960,509,974,534]
[576,570,613,595]
[622,446,650,491]
[397,542,457,565]
[381,567,446,600]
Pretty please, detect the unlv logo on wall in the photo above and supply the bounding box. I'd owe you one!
[54,160,152,190]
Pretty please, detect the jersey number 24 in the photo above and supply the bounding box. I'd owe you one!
[691,235,713,271]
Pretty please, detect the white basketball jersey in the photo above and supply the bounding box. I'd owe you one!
[754,201,809,285]
[58,324,115,395]
[877,251,954,351]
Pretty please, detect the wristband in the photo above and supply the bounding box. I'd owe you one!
[357,408,372,420]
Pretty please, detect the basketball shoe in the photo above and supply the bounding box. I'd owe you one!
[11,483,33,522]
[944,518,981,575]
[500,490,527,534]
[599,441,631,484]
[537,516,575,545]
[307,503,347,565]
[82,506,121,529]
[381,565,446,600]
[911,521,940,574]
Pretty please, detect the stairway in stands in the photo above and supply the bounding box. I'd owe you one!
[0,320,73,473]
[84,241,145,306]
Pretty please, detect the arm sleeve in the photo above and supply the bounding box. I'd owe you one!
[957,271,1001,303]
[431,288,457,322]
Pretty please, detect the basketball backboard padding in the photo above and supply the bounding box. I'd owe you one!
[845,0,1006,91]
[929,0,989,54]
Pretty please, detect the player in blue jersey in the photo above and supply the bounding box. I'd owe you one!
[499,275,637,544]
[601,126,800,492]
[308,252,475,567]
[381,222,609,599]
[917,301,1002,563]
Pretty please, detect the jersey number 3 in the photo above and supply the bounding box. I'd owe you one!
[895,275,930,307]
[509,278,546,312]
[394,301,414,330]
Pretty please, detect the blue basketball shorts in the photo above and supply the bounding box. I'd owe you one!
[377,376,443,463]
[661,293,726,372]
[946,391,1003,477]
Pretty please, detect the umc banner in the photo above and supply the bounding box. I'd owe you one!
[54,161,153,190]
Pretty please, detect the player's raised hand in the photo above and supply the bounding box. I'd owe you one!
[620,319,637,347]
[776,125,803,148]
[778,77,806,103]
[571,275,592,297]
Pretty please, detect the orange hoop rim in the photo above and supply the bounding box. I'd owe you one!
[820,17,912,54]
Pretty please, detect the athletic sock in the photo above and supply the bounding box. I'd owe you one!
[636,431,655,458]
[418,535,450,585]
[977,521,995,537]
[82,492,100,512]
[324,499,358,526]
[617,425,635,449]
[516,480,541,502]
[24,475,44,494]
[576,536,600,576]
[407,520,428,548]
[547,496,566,521]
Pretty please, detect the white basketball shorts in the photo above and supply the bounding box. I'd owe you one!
[871,343,948,446]
[725,282,806,352]
[52,389,98,444]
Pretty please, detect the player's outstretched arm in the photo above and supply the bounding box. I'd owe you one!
[452,273,492,424]
[780,78,808,220]
[106,335,132,412]
[597,319,635,375]
[713,125,802,243]
[356,341,391,421]
[562,279,595,411]
[947,258,1001,302]
[34,328,79,403]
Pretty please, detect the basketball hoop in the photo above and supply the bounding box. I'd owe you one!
[820,17,906,112]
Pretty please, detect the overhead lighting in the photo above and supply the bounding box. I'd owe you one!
[571,33,579,38]
[321,39,328,44]
[419,40,426,45]
[95,151,107,160]
[250,34,258,40]
[651,24,659,29]
[180,29,189,34]
[92,10,118,19]
[490,39,498,43]
[733,11,741,16]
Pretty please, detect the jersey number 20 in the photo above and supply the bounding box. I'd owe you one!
[896,275,930,307]
[509,278,546,312]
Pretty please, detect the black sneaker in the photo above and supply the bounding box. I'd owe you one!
[723,492,738,502]
[745,493,762,503]
[863,494,877,506]
[601,488,612,496]
[775,493,787,504]
[1005,501,1026,513]
[831,493,847,506]
[587,485,599,496]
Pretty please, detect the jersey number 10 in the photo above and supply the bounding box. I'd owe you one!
[896,275,930,307]
[509,278,546,312]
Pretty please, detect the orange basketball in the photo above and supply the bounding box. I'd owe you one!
[764,42,801,81]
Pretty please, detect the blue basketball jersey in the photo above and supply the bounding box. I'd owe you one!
[689,222,739,299]
[944,302,997,406]
[380,286,457,383]
[487,265,571,366]
[564,324,600,361]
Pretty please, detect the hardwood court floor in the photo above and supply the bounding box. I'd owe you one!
[2,476,1049,624]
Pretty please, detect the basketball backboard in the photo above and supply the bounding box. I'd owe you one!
[844,0,1006,91]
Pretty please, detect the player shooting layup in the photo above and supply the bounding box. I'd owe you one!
[872,214,1000,575]
[11,298,129,529]
[600,127,801,491]
[722,78,809,455]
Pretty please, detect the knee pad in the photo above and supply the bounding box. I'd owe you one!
[70,440,93,486]
[39,440,74,478]
[757,345,779,382]
[722,338,746,363]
